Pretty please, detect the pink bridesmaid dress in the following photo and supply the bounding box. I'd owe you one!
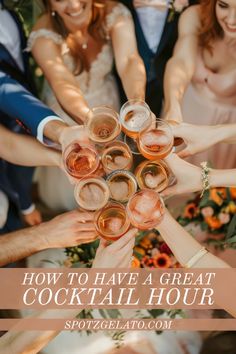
[181,52,236,169]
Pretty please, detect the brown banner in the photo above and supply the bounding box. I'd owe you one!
[0,319,235,331]
[0,268,235,312]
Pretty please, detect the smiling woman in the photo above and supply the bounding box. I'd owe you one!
[163,0,236,171]
[27,0,146,211]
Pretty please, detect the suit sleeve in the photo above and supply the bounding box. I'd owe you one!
[0,71,62,143]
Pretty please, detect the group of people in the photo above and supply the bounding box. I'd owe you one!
[0,0,236,353]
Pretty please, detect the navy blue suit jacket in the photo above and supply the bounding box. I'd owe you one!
[0,3,59,232]
[118,0,198,116]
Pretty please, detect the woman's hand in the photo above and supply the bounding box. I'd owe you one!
[161,153,202,197]
[92,228,137,268]
[170,123,220,158]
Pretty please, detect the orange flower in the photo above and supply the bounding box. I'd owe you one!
[224,202,236,214]
[205,216,222,230]
[209,188,226,206]
[184,203,198,219]
[134,246,146,256]
[153,253,172,268]
[131,257,141,268]
[230,187,236,199]
[140,237,152,249]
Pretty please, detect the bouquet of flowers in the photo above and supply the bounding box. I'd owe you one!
[131,230,181,269]
[178,187,236,250]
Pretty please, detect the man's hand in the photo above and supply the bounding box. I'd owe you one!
[41,210,98,249]
[22,208,42,226]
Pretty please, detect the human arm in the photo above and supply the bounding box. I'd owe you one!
[161,153,236,197]
[110,4,146,100]
[0,124,61,167]
[170,122,236,158]
[156,208,230,268]
[30,19,89,124]
[163,6,200,122]
[0,210,98,267]
[0,71,68,143]
[0,229,137,354]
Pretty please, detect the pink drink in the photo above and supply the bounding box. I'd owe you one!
[126,189,165,230]
[63,142,99,179]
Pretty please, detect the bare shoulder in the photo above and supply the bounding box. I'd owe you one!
[32,13,53,32]
[105,1,129,15]
[179,5,201,35]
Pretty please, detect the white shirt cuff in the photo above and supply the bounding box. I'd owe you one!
[37,116,64,146]
[0,190,9,228]
[21,203,36,215]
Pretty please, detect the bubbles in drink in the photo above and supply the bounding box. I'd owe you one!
[122,106,150,132]
[141,130,170,152]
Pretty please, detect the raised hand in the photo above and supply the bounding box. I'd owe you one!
[92,228,137,268]
[161,153,202,197]
[170,122,219,158]
[41,210,98,248]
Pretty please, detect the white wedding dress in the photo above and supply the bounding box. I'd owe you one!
[28,4,127,211]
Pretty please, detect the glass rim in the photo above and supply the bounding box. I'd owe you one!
[101,141,133,172]
[106,169,138,202]
[74,176,110,211]
[126,189,165,219]
[94,201,130,237]
[63,142,100,178]
[135,160,169,191]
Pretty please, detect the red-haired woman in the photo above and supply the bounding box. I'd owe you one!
[164,0,236,170]
[27,0,146,211]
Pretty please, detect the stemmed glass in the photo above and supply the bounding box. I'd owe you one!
[101,141,133,174]
[138,118,174,160]
[135,159,170,193]
[63,142,100,179]
[85,106,121,145]
[119,99,152,154]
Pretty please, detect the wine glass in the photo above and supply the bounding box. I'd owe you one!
[135,159,170,193]
[138,118,174,160]
[63,142,100,179]
[85,106,121,145]
[106,170,137,203]
[126,189,165,230]
[101,141,133,174]
[119,99,152,155]
[94,202,130,241]
[74,176,110,211]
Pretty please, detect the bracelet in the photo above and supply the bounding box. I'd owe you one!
[184,247,208,268]
[200,161,210,197]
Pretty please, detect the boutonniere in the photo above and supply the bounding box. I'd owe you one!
[168,0,189,22]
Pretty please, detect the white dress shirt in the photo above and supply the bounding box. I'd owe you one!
[0,6,24,71]
[136,6,169,53]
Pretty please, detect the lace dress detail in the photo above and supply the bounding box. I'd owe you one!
[26,29,63,52]
[105,3,131,37]
[31,5,131,211]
